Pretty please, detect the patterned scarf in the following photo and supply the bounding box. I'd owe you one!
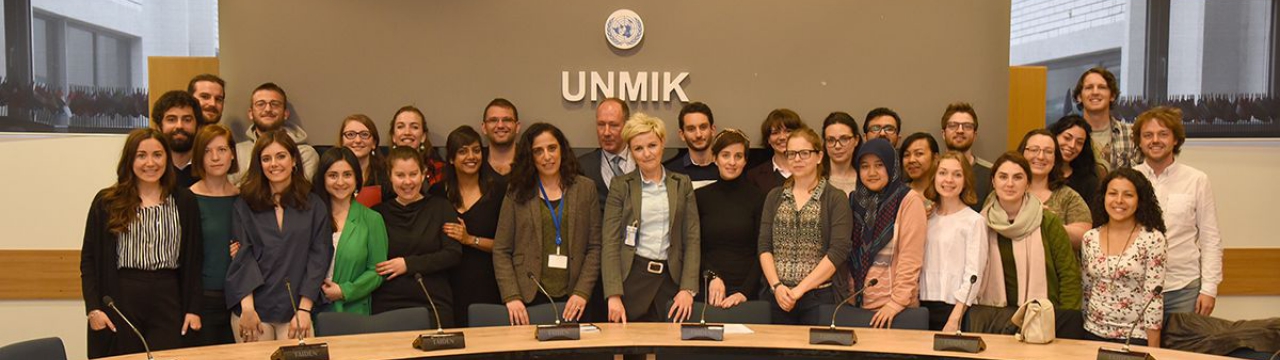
[849,138,910,304]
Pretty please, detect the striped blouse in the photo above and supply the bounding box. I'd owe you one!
[116,195,183,270]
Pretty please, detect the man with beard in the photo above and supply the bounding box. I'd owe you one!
[151,90,205,188]
[1075,67,1141,172]
[187,74,225,124]
[231,82,319,182]
[864,107,903,148]
[1132,106,1223,317]
[480,98,521,176]
[579,97,635,210]
[939,102,991,208]
[664,102,719,187]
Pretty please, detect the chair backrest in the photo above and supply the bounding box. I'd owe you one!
[468,303,563,327]
[314,307,434,337]
[664,300,773,324]
[0,337,66,360]
[815,304,930,330]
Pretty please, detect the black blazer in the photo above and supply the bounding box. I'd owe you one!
[81,187,203,359]
[577,148,611,211]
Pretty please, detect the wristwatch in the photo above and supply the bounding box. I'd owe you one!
[472,236,480,246]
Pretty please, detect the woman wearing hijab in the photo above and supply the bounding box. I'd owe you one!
[848,138,927,329]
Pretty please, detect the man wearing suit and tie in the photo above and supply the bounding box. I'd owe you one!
[579,98,636,210]
[602,113,701,323]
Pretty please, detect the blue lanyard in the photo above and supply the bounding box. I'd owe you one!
[537,178,564,252]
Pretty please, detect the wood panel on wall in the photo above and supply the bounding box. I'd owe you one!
[147,56,219,111]
[4,248,1276,299]
[1008,66,1047,151]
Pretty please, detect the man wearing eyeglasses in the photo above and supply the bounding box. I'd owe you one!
[940,102,992,208]
[864,107,902,148]
[663,102,719,187]
[480,98,522,176]
[231,82,320,182]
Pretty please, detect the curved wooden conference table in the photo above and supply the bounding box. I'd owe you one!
[102,323,1230,360]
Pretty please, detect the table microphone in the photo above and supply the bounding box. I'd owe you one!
[699,270,716,325]
[933,275,986,353]
[414,273,447,333]
[809,278,877,346]
[271,281,329,360]
[1097,285,1163,360]
[681,270,723,341]
[102,296,154,360]
[527,272,580,341]
[828,278,878,330]
[1122,286,1164,352]
[412,273,465,351]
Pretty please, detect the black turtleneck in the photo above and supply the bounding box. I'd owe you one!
[693,177,765,299]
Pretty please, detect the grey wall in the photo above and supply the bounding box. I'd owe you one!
[220,0,1011,160]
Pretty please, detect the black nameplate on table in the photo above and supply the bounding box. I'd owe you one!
[680,323,724,341]
[933,333,986,353]
[808,327,856,346]
[535,323,581,341]
[271,343,330,360]
[413,331,466,351]
[1098,348,1155,360]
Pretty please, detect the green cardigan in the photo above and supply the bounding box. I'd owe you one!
[327,202,389,315]
[996,212,1083,310]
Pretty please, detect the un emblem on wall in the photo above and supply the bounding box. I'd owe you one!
[605,9,644,50]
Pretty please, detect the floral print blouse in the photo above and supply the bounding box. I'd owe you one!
[1081,227,1167,340]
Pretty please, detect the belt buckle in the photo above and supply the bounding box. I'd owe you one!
[647,261,664,274]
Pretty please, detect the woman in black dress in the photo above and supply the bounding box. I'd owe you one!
[429,126,506,327]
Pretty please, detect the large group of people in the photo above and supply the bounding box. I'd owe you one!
[80,67,1225,358]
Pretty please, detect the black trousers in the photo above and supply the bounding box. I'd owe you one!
[182,291,234,347]
[921,300,955,331]
[89,269,183,358]
[622,257,680,322]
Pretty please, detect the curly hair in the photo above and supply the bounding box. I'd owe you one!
[1091,168,1166,234]
[508,122,580,203]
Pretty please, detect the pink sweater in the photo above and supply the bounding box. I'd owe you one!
[858,190,928,311]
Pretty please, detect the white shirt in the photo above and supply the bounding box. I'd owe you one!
[920,208,989,305]
[771,158,793,179]
[1133,162,1224,297]
[601,150,635,188]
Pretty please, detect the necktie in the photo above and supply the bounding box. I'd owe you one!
[609,155,625,176]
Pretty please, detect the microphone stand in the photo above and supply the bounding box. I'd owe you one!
[528,272,581,341]
[1098,286,1163,360]
[102,296,155,360]
[681,270,724,341]
[413,273,466,351]
[809,279,878,346]
[270,281,329,360]
[933,275,987,353]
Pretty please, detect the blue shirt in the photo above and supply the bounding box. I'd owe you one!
[635,169,671,260]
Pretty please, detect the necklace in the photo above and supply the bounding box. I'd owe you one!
[1101,224,1138,293]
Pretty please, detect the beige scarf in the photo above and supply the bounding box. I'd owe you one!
[977,194,1049,308]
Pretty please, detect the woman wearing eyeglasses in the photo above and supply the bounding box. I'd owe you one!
[822,112,861,196]
[1015,129,1092,248]
[338,114,390,207]
[759,128,853,325]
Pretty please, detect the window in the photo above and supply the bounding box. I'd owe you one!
[1011,0,1279,137]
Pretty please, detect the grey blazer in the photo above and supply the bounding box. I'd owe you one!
[602,170,701,299]
[492,175,602,303]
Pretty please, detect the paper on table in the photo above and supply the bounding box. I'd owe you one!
[722,324,754,334]
[580,324,600,333]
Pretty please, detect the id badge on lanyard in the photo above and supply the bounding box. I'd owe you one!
[539,178,569,270]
